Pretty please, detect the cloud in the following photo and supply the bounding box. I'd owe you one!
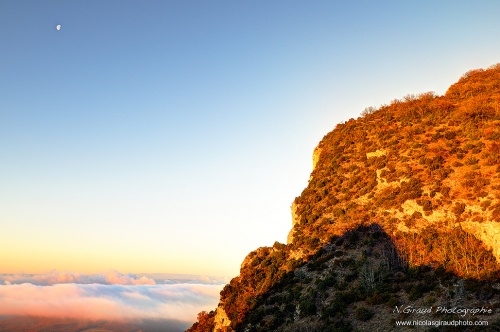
[135,273,230,285]
[0,271,225,325]
[0,270,155,286]
[103,270,156,285]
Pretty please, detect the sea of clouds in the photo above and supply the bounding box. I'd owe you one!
[0,270,227,330]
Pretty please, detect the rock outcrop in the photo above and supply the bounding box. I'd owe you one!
[212,306,231,332]
[312,145,322,171]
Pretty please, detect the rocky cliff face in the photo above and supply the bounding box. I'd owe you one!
[213,306,231,332]
[288,64,500,275]
[287,200,300,244]
[187,64,500,332]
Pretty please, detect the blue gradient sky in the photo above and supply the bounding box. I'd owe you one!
[1,1,500,276]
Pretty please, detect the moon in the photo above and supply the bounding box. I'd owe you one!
[56,24,61,31]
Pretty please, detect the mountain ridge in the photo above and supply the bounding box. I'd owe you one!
[187,64,500,332]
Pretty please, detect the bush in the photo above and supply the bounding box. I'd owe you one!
[465,156,479,165]
[355,306,374,321]
[452,202,466,216]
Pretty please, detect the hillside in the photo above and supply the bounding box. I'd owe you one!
[187,64,500,332]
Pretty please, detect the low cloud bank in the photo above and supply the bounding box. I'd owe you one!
[0,270,229,286]
[0,271,225,326]
[0,270,156,286]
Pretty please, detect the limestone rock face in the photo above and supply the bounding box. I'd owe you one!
[460,221,500,260]
[312,145,322,171]
[287,201,300,244]
[288,146,322,244]
[213,306,231,332]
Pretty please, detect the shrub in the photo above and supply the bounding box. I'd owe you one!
[465,156,479,165]
[355,306,374,321]
[299,296,316,317]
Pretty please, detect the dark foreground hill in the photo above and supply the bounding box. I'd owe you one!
[187,64,500,331]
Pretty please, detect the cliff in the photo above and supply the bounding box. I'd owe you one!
[187,64,500,332]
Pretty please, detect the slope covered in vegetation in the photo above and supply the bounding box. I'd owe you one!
[187,64,500,332]
[237,225,500,331]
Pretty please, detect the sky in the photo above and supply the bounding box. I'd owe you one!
[2,0,500,280]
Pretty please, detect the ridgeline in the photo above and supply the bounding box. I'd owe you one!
[188,64,500,332]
